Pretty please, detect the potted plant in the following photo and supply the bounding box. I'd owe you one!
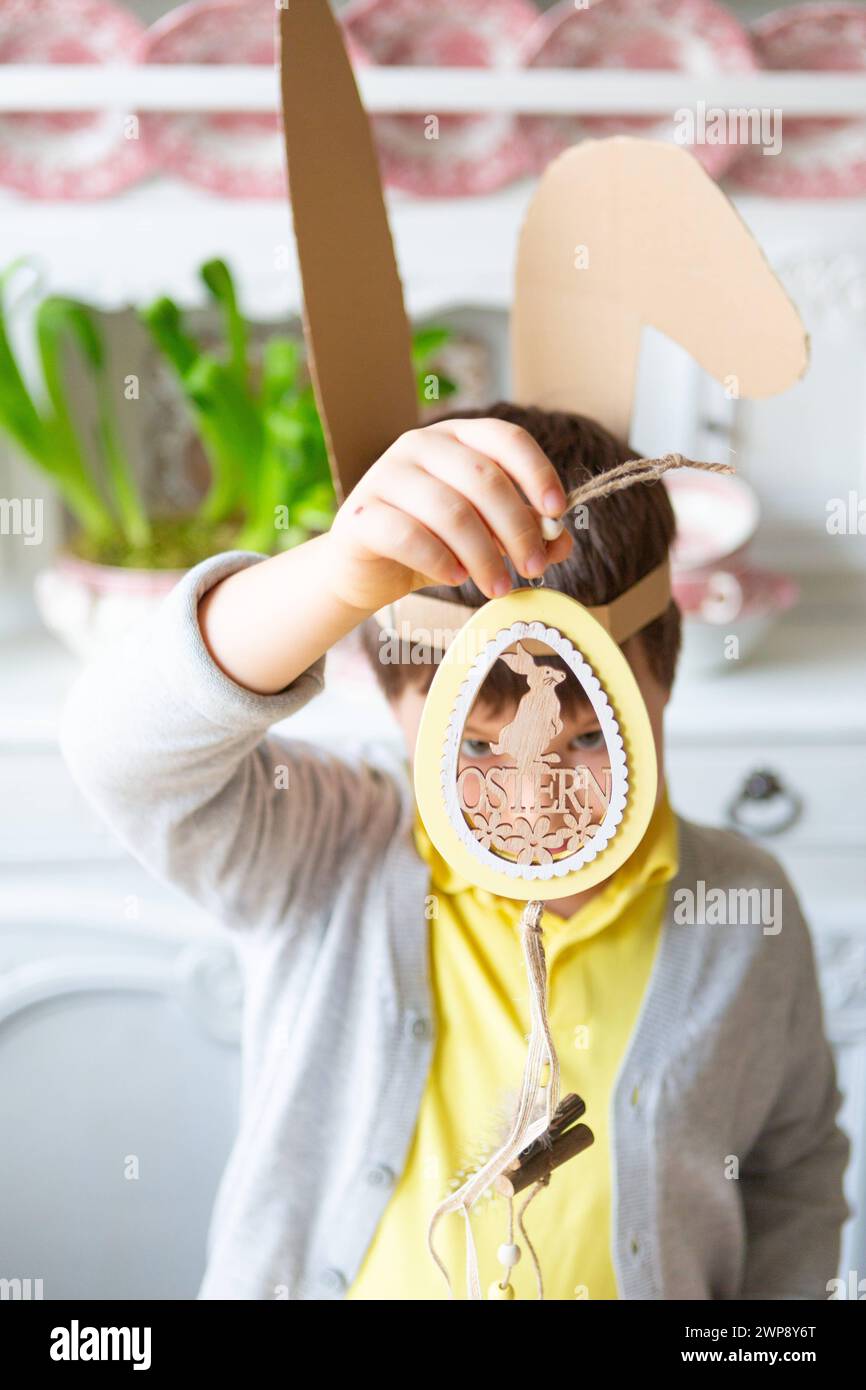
[0,258,456,658]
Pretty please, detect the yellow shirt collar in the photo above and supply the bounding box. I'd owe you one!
[413,789,679,943]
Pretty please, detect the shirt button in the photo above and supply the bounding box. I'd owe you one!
[320,1267,347,1294]
[629,1235,640,1258]
[630,1083,641,1107]
[406,1012,431,1040]
[366,1163,395,1189]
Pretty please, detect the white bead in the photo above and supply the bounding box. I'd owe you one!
[497,1242,521,1268]
[541,516,565,541]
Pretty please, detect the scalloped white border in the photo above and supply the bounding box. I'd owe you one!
[440,621,628,881]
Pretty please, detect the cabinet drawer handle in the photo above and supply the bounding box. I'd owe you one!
[727,769,802,837]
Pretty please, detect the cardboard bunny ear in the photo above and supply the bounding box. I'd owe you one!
[512,137,809,440]
[278,2,417,501]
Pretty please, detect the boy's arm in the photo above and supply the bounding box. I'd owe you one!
[737,903,851,1300]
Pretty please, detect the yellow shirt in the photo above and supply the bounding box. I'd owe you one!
[348,792,679,1301]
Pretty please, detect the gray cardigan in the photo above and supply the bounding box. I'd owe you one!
[60,553,851,1301]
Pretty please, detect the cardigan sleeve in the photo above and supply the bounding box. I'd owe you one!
[59,551,402,933]
[736,892,851,1299]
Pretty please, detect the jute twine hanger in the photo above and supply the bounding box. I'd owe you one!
[427,452,735,1302]
[551,452,734,529]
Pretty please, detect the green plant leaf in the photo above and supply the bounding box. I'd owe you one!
[261,336,301,406]
[141,293,261,526]
[200,258,249,387]
[33,296,120,541]
[95,380,151,549]
[44,298,151,547]
[38,297,151,546]
[411,325,452,364]
[139,296,200,375]
[0,264,48,460]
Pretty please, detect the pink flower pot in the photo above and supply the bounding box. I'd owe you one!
[34,554,185,660]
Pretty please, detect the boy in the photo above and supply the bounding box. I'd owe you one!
[60,404,849,1300]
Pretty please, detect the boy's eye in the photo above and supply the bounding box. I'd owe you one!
[570,728,605,752]
[461,737,492,759]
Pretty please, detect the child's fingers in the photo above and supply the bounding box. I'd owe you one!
[374,467,510,598]
[345,498,467,588]
[540,525,574,571]
[402,429,550,580]
[427,417,568,518]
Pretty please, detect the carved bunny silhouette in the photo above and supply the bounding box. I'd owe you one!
[489,643,567,784]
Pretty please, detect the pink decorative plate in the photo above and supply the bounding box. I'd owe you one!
[344,0,537,197]
[664,470,760,572]
[520,0,758,182]
[0,0,152,199]
[142,0,368,198]
[729,4,866,198]
[673,565,798,623]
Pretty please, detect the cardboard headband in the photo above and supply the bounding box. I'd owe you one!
[376,556,673,656]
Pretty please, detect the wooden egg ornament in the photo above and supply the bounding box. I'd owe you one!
[414,585,658,901]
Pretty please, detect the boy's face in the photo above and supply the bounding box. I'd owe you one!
[391,634,670,811]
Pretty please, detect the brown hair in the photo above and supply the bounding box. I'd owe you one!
[362,401,680,703]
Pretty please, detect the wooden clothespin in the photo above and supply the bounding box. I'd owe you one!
[494,1093,594,1198]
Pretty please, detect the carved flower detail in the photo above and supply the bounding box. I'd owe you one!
[470,807,514,852]
[504,815,564,865]
[560,807,594,854]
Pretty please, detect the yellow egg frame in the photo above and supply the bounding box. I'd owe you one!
[414,587,658,900]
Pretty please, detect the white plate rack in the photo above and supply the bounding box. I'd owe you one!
[1,66,866,315]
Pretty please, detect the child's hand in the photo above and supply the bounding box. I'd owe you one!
[326,418,574,612]
[199,418,574,696]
